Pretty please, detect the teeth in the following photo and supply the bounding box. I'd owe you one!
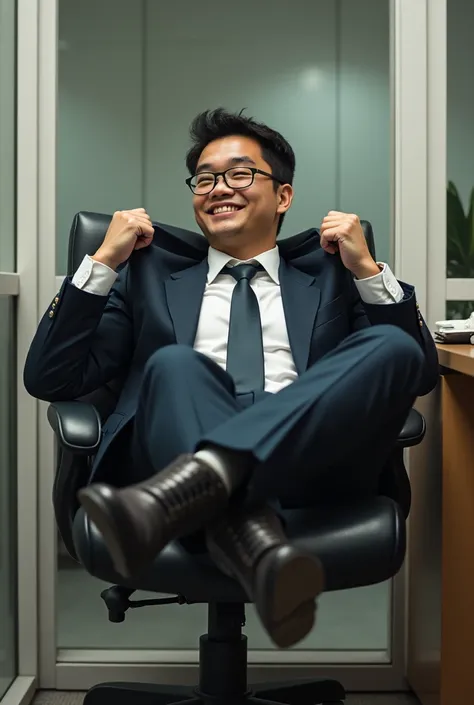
[212,205,240,214]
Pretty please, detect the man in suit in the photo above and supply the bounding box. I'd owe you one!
[24,108,438,648]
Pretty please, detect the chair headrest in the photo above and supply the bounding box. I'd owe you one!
[67,211,375,276]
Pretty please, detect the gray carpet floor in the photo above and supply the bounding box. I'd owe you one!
[33,691,419,704]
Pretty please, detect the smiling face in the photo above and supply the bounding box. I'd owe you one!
[192,135,293,259]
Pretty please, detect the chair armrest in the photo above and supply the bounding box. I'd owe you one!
[47,401,102,455]
[49,401,102,561]
[396,407,426,448]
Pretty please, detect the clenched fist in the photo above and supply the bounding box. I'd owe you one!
[319,211,380,279]
[92,208,155,270]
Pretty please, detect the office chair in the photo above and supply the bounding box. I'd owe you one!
[50,212,426,705]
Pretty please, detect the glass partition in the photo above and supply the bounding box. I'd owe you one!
[56,0,392,658]
[447,0,474,317]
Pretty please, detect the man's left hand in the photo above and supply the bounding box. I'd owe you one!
[319,211,380,279]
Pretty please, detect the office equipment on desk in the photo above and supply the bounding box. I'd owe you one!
[434,311,474,343]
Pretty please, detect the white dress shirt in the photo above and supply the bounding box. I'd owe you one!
[72,247,403,393]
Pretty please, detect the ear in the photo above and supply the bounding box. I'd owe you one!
[276,184,294,215]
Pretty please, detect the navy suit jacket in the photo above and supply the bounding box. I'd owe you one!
[24,224,439,475]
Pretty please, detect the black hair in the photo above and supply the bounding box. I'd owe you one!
[186,108,295,235]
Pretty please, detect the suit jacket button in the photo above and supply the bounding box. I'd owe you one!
[48,311,54,318]
[54,297,59,303]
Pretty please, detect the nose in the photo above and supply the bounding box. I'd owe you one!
[211,173,234,196]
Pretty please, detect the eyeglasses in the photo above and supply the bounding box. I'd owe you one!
[185,166,284,195]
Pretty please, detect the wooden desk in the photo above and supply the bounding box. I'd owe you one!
[437,341,474,377]
[410,344,474,704]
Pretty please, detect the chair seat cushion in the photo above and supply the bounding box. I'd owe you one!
[396,407,426,447]
[73,496,405,602]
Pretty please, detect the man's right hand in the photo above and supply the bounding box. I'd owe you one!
[92,208,155,270]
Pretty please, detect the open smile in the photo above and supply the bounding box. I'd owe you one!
[207,204,245,217]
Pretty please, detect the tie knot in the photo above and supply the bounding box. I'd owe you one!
[227,263,263,282]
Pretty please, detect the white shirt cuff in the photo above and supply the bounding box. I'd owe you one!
[354,263,404,305]
[71,254,118,296]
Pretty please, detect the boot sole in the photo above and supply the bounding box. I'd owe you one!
[258,549,324,649]
[78,487,163,578]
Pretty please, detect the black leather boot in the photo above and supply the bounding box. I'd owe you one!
[78,454,229,578]
[206,504,324,649]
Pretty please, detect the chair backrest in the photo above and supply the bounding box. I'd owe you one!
[67,212,116,275]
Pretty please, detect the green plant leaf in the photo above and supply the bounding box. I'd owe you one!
[468,186,474,260]
[447,181,470,275]
[448,180,459,198]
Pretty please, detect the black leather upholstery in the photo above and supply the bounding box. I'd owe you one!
[396,407,426,447]
[48,401,101,453]
[67,211,208,275]
[73,496,405,599]
[67,211,114,274]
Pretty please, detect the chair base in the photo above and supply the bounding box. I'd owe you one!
[84,602,346,705]
[83,679,345,705]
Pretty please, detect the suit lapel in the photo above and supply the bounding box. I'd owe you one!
[165,258,208,345]
[164,255,321,371]
[279,258,321,374]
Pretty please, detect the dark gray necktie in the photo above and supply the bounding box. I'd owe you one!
[226,263,265,394]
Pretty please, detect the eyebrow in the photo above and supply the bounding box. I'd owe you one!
[196,156,257,173]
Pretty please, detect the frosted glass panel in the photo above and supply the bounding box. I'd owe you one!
[144,0,337,243]
[57,572,389,651]
[57,0,391,272]
[57,0,144,274]
[57,0,392,656]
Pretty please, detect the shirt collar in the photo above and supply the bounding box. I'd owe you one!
[207,246,280,285]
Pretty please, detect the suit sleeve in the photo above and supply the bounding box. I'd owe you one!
[349,276,439,396]
[23,265,133,402]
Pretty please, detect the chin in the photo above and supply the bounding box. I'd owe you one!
[214,223,243,237]
[202,219,244,241]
